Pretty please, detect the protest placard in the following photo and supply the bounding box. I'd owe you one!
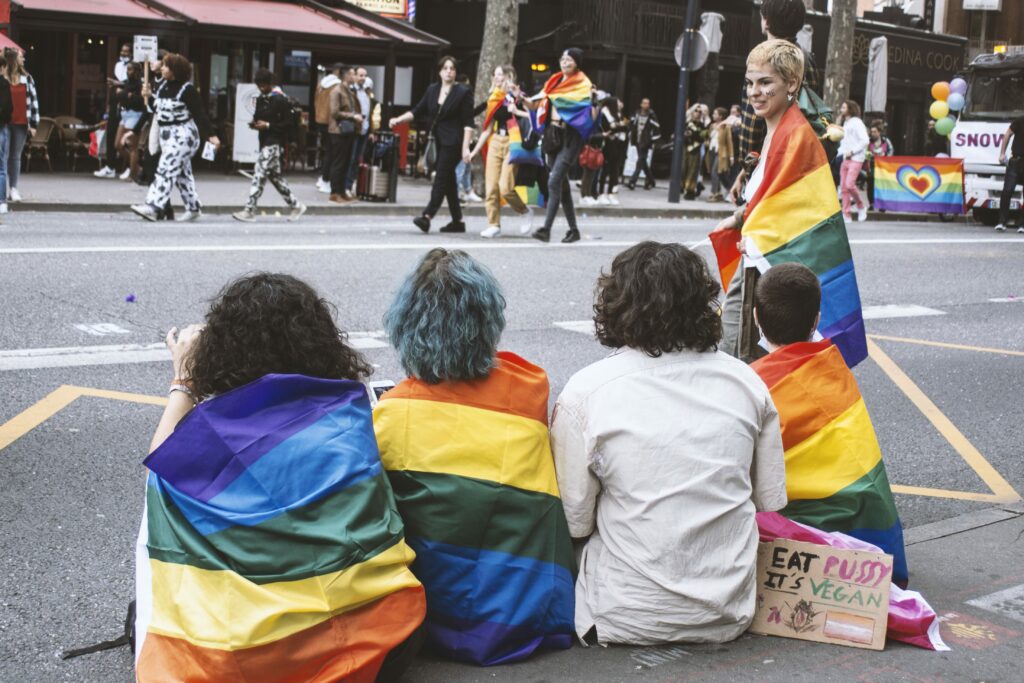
[133,35,158,64]
[750,538,892,650]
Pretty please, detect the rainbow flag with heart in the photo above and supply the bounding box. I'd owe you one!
[872,156,964,214]
[373,352,575,666]
[752,340,908,587]
[135,374,426,682]
[534,70,595,140]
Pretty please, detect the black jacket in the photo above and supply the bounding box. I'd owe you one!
[0,76,12,126]
[252,92,291,147]
[411,82,473,148]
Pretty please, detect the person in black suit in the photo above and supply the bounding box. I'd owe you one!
[390,55,474,233]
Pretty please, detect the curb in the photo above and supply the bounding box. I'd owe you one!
[903,502,1024,546]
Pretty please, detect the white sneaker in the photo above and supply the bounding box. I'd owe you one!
[597,194,611,206]
[318,184,331,194]
[481,226,501,239]
[131,203,158,221]
[0,203,8,214]
[518,206,535,235]
[608,194,620,206]
[119,168,131,181]
[856,205,867,222]
[233,208,256,222]
[994,224,1006,232]
[1018,226,1024,234]
[94,166,116,178]
[289,202,307,221]
[315,178,326,190]
[177,210,201,222]
[467,191,483,202]
[9,188,21,202]
[581,196,596,206]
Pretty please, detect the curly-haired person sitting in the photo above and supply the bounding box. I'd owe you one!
[136,273,425,682]
[551,241,787,646]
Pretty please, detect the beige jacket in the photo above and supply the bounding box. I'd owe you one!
[327,84,360,135]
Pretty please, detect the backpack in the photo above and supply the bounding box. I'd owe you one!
[278,92,303,142]
[798,85,841,162]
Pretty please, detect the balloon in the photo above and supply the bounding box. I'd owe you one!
[949,77,968,95]
[947,92,966,112]
[931,81,950,101]
[929,100,950,120]
[935,116,956,137]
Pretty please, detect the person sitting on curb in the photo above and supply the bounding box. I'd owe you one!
[232,69,305,222]
[750,262,908,586]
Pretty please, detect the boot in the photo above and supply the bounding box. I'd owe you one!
[413,215,431,233]
[531,228,551,243]
[561,229,581,243]
[439,220,466,233]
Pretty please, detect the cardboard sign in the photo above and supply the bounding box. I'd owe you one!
[133,35,158,64]
[750,539,892,650]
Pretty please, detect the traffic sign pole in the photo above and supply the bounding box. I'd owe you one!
[668,0,701,204]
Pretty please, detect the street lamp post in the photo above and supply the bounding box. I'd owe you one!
[668,0,701,204]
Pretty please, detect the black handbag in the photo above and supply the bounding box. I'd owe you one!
[519,116,541,152]
[542,124,564,155]
[339,119,357,136]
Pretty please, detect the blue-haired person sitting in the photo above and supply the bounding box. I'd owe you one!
[372,247,575,665]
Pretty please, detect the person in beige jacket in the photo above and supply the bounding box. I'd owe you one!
[326,65,363,204]
[707,107,735,203]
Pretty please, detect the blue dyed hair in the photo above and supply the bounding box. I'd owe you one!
[384,248,506,384]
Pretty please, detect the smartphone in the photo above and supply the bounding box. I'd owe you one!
[366,380,396,406]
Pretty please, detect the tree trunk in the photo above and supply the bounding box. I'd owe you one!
[823,0,857,111]
[471,0,520,194]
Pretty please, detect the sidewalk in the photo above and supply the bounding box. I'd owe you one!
[8,171,734,220]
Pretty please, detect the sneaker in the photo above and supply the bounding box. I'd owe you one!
[561,229,581,243]
[344,189,355,200]
[232,208,256,222]
[481,225,501,239]
[119,168,131,181]
[329,193,350,204]
[531,228,551,243]
[857,205,868,222]
[466,191,483,202]
[597,194,611,206]
[131,203,158,221]
[0,203,7,214]
[317,183,331,194]
[518,206,535,235]
[9,188,21,202]
[1018,226,1024,234]
[94,166,116,178]
[413,215,431,233]
[439,220,466,233]
[177,210,201,222]
[315,178,327,190]
[289,202,307,221]
[607,194,620,206]
[581,196,597,206]
[994,224,1006,232]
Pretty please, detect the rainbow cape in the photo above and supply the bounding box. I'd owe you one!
[535,71,594,140]
[373,352,575,665]
[734,102,867,367]
[480,87,506,161]
[135,374,425,682]
[873,156,964,214]
[752,341,908,586]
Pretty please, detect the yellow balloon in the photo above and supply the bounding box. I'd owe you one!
[929,100,949,120]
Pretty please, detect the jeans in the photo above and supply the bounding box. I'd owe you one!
[840,158,865,216]
[345,133,368,191]
[600,139,626,194]
[8,124,28,190]
[105,106,120,167]
[999,158,1022,225]
[318,124,332,182]
[424,143,463,221]
[0,126,11,202]
[456,159,472,194]
[543,126,582,232]
[328,133,355,195]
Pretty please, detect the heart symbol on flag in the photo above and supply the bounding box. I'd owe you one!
[896,165,942,200]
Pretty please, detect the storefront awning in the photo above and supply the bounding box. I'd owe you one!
[159,0,376,39]
[0,32,25,53]
[14,0,182,22]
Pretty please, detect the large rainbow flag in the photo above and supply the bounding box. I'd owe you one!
[713,102,868,368]
[373,352,575,666]
[872,156,964,214]
[534,70,594,140]
[135,374,426,682]
[752,340,908,586]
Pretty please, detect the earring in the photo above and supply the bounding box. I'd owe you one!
[787,92,794,102]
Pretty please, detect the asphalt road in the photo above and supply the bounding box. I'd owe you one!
[1,211,1023,681]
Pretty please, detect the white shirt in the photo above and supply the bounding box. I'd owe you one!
[552,347,787,645]
[114,58,129,83]
[840,116,869,162]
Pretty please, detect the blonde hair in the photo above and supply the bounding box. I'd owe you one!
[746,39,804,93]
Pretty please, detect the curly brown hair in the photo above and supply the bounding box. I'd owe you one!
[162,53,192,82]
[594,241,722,356]
[185,273,372,400]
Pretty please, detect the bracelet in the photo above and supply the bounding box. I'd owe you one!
[169,384,196,404]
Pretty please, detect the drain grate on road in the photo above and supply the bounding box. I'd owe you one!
[629,645,692,668]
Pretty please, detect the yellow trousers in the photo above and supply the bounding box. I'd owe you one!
[484,134,528,227]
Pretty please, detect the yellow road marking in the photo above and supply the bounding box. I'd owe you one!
[0,385,165,452]
[868,334,1024,357]
[868,338,1022,504]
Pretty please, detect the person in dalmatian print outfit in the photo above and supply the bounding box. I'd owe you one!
[131,53,219,222]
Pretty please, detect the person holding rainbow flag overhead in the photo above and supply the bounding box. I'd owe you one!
[751,263,909,586]
[517,48,596,244]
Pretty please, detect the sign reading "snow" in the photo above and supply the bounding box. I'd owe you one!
[951,121,1011,165]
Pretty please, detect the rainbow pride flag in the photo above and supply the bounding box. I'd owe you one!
[734,103,867,368]
[535,70,594,140]
[373,352,575,665]
[873,156,964,214]
[709,228,742,292]
[135,374,426,681]
[508,115,543,166]
[752,340,908,586]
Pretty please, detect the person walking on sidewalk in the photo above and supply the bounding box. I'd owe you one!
[837,99,868,223]
[233,69,306,223]
[518,48,596,243]
[707,107,734,203]
[389,55,473,234]
[314,65,341,195]
[4,48,38,204]
[113,61,145,182]
[627,98,659,190]
[681,105,707,200]
[327,65,362,205]
[131,54,219,222]
[598,97,628,205]
[466,65,533,238]
[95,43,131,179]
[994,114,1023,233]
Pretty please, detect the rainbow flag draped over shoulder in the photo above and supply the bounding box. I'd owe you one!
[373,352,575,666]
[739,103,867,367]
[873,156,964,214]
[752,341,908,586]
[535,71,594,140]
[135,374,426,682]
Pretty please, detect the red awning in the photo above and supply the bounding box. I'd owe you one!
[15,0,181,22]
[161,0,376,39]
[0,33,24,53]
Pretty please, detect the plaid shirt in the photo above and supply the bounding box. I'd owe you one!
[737,47,820,160]
[25,74,40,128]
